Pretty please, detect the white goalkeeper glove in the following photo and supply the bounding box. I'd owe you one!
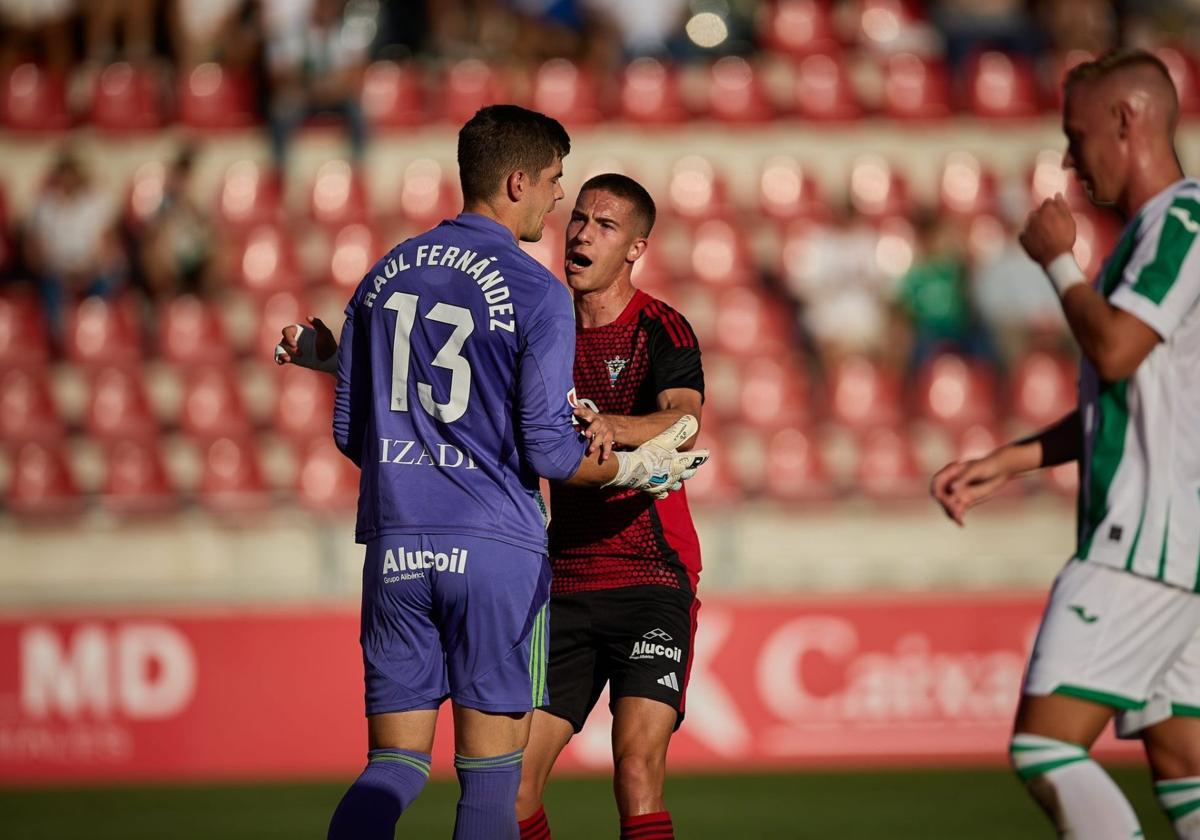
[274,323,338,373]
[604,415,709,499]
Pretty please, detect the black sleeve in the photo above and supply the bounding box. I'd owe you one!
[644,306,704,399]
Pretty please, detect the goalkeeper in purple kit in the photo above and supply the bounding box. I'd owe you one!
[293,104,706,840]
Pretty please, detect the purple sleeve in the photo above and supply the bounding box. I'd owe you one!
[333,295,366,467]
[517,284,587,481]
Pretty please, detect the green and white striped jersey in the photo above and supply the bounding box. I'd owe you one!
[1076,177,1200,590]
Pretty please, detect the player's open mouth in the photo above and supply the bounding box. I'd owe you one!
[567,253,592,270]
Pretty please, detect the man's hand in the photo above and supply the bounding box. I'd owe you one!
[929,453,1012,526]
[274,316,338,372]
[605,415,708,499]
[574,404,619,463]
[1019,193,1077,268]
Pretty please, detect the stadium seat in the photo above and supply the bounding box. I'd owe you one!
[440,59,507,125]
[827,355,904,431]
[64,297,143,368]
[361,60,424,129]
[850,0,925,51]
[710,287,793,359]
[677,427,742,504]
[5,441,82,518]
[1,63,70,131]
[854,425,923,501]
[256,291,310,360]
[156,295,233,366]
[666,156,731,223]
[759,155,830,223]
[532,58,601,126]
[688,219,755,287]
[1010,350,1076,430]
[952,421,1005,461]
[309,159,369,228]
[124,160,167,231]
[881,53,951,120]
[1044,49,1094,109]
[294,437,359,513]
[848,154,910,219]
[0,368,63,444]
[100,438,177,516]
[630,245,674,296]
[937,150,998,217]
[177,63,256,130]
[794,52,862,121]
[619,57,687,125]
[763,426,836,502]
[84,365,158,442]
[273,364,335,442]
[963,51,1040,118]
[327,223,379,290]
[89,62,162,132]
[760,0,839,58]
[913,353,999,432]
[0,293,51,368]
[737,355,813,431]
[232,224,302,296]
[706,57,773,123]
[197,436,268,514]
[1156,47,1200,115]
[216,160,284,229]
[180,366,252,442]
[396,158,460,229]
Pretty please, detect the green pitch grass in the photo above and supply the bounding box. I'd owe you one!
[1,766,1173,839]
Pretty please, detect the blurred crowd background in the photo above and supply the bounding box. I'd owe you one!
[1,0,1199,594]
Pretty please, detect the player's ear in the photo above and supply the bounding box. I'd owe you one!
[626,237,647,264]
[506,170,526,202]
[1116,100,1133,138]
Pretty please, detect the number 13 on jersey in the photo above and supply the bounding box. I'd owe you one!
[384,292,475,424]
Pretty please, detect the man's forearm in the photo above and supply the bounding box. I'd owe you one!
[602,409,696,450]
[1060,285,1125,378]
[1007,409,1081,472]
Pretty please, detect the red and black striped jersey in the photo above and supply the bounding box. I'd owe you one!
[547,289,704,595]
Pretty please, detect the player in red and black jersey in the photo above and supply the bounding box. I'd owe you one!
[516,174,703,840]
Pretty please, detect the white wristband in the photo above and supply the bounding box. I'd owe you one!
[1046,252,1086,297]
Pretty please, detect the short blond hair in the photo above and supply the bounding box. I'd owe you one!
[1064,48,1176,98]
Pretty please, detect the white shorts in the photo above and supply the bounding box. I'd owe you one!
[1023,559,1200,738]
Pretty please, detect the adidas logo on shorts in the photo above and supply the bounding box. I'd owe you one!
[657,673,680,692]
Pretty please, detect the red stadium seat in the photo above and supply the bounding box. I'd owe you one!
[64,297,143,368]
[0,368,63,444]
[100,438,176,516]
[256,291,310,360]
[124,160,167,231]
[688,220,754,287]
[619,58,687,125]
[759,155,829,223]
[737,356,813,431]
[827,355,903,431]
[706,57,773,123]
[361,60,424,129]
[6,441,82,518]
[666,156,731,223]
[850,0,925,51]
[273,364,334,442]
[309,159,369,228]
[397,158,460,229]
[630,246,674,296]
[763,426,836,502]
[197,436,268,514]
[854,425,923,501]
[952,421,1005,461]
[89,62,162,132]
[327,223,379,290]
[84,366,158,442]
[761,0,839,58]
[1010,350,1076,430]
[0,293,51,368]
[1156,47,1200,115]
[882,53,951,120]
[294,437,359,512]
[937,151,998,217]
[532,59,601,126]
[678,427,742,504]
[156,295,233,366]
[963,51,1040,118]
[1044,49,1094,109]
[233,224,302,296]
[216,160,284,229]
[913,354,999,432]
[711,287,793,359]
[180,367,252,442]
[2,63,70,131]
[440,59,507,125]
[177,63,256,130]
[794,52,862,121]
[848,155,910,219]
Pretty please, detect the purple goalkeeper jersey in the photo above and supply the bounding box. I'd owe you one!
[333,213,586,552]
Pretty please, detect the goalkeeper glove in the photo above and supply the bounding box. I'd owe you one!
[605,415,709,499]
[274,323,338,373]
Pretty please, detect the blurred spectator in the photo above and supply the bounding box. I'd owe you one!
[264,0,370,168]
[168,0,262,71]
[930,0,1041,73]
[893,215,997,375]
[134,147,216,302]
[973,222,1065,364]
[23,152,126,339]
[1038,0,1116,54]
[83,0,157,63]
[582,0,689,58]
[0,0,75,74]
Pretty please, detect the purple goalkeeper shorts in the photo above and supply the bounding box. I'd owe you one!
[359,534,550,716]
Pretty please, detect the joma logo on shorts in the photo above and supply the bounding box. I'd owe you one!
[629,641,682,662]
[383,547,468,580]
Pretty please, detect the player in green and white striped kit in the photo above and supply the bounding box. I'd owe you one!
[932,49,1200,839]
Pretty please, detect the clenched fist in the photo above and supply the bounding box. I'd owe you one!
[1019,193,1077,268]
